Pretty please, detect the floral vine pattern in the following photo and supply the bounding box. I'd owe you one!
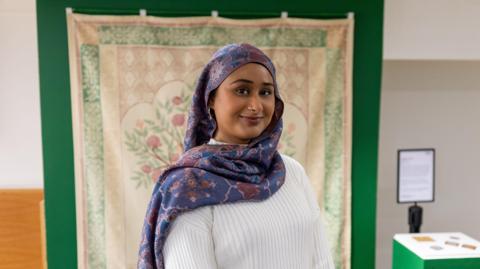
[124,85,192,189]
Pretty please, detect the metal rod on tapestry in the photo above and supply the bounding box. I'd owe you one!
[64,7,352,19]
[211,10,288,18]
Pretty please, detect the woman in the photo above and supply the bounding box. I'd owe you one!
[138,43,334,269]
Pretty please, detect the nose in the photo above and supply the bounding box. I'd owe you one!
[247,94,262,112]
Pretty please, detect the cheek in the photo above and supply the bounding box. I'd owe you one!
[214,100,240,125]
[264,99,276,119]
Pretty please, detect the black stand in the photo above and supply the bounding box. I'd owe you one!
[408,202,423,233]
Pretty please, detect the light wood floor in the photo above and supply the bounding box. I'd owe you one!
[0,189,45,269]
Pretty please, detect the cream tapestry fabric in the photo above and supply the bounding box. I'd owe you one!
[67,13,353,269]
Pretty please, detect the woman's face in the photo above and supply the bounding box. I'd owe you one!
[209,63,276,144]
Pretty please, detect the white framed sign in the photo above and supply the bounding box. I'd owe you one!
[397,148,435,203]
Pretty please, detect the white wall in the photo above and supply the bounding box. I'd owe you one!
[376,60,480,269]
[377,1,480,268]
[384,0,480,60]
[0,0,43,188]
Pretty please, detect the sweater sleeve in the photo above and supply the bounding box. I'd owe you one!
[163,206,218,269]
[312,212,335,269]
[295,159,335,269]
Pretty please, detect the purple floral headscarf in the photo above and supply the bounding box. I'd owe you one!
[138,43,286,269]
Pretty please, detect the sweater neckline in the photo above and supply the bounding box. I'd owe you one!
[207,138,249,146]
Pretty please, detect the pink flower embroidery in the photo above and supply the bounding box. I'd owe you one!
[172,96,182,105]
[287,123,296,133]
[136,119,145,129]
[146,135,161,149]
[170,153,180,162]
[141,165,151,174]
[278,142,283,150]
[171,114,185,126]
[151,168,163,183]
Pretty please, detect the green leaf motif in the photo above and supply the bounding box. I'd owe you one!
[124,89,189,189]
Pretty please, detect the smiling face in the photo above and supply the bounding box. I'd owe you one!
[208,63,276,144]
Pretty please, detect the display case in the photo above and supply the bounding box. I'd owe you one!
[393,232,480,269]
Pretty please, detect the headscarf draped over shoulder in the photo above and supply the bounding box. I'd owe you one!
[138,43,286,269]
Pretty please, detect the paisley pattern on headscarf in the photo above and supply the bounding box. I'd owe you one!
[137,43,286,269]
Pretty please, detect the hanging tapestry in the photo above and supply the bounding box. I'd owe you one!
[67,13,353,269]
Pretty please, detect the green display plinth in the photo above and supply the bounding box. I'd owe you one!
[393,233,480,269]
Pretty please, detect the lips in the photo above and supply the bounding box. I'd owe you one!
[240,116,263,120]
[240,115,263,125]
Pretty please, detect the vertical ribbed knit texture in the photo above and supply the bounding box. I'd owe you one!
[163,146,334,269]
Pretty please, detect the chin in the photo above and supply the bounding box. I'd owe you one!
[238,130,264,141]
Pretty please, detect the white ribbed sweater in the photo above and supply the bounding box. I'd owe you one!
[163,139,334,269]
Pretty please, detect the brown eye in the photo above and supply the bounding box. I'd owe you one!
[235,88,249,95]
[261,89,273,96]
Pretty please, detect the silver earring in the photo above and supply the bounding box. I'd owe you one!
[208,107,214,119]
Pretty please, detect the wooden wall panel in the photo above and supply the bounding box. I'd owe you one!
[0,189,44,269]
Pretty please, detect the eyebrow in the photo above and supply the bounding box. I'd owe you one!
[230,79,274,87]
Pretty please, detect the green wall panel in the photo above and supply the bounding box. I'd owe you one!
[36,1,383,268]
